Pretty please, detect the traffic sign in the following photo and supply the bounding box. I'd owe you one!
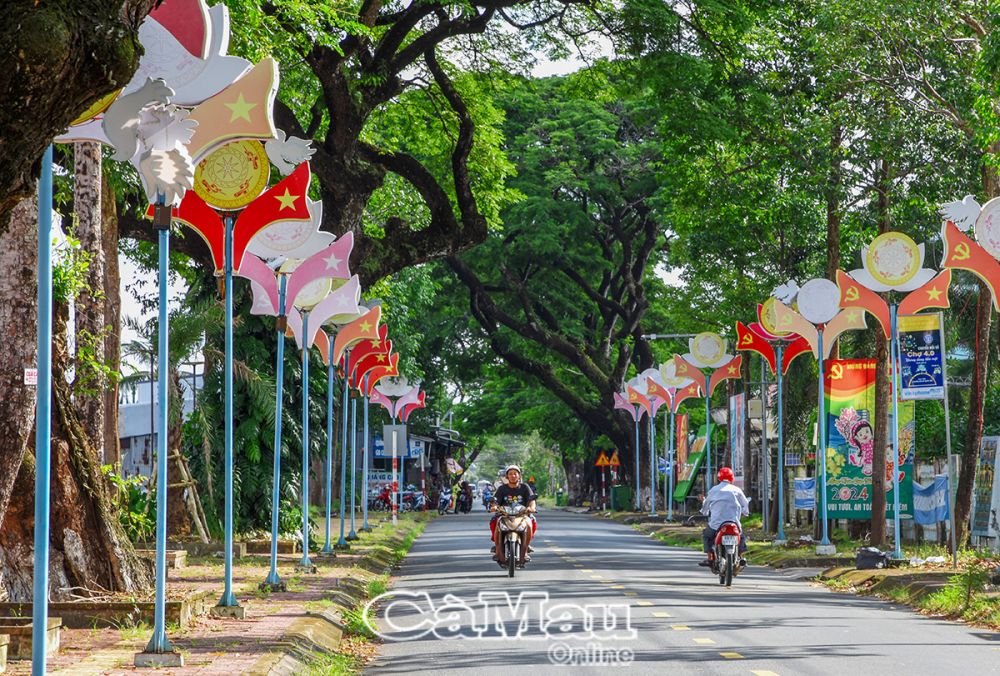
[595,451,610,467]
[608,450,621,467]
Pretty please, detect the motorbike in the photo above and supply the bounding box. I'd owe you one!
[456,492,472,514]
[494,503,531,577]
[482,489,493,508]
[710,521,744,587]
[370,486,392,512]
[438,492,451,514]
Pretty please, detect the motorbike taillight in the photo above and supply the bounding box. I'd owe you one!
[719,523,741,536]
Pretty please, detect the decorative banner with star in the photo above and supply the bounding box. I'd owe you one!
[708,355,743,396]
[230,161,313,269]
[332,307,382,365]
[782,335,813,373]
[771,300,819,354]
[364,354,401,395]
[735,321,777,375]
[836,269,890,338]
[287,278,361,351]
[368,387,394,417]
[821,308,869,359]
[941,221,1000,311]
[672,355,709,392]
[238,253,281,316]
[390,386,423,420]
[672,383,702,410]
[352,347,394,388]
[626,385,652,419]
[283,233,354,313]
[645,378,673,411]
[898,270,952,316]
[613,392,641,422]
[347,324,390,375]
[401,391,426,423]
[187,57,279,163]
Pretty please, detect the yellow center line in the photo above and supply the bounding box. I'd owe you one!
[610,585,625,589]
[652,611,672,618]
[636,601,653,607]
[581,568,594,572]
[719,652,744,660]
[670,625,690,631]
[589,575,605,580]
[693,638,715,645]
[752,671,780,676]
[623,591,637,597]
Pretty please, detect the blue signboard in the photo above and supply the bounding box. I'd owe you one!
[898,314,945,401]
[373,434,424,459]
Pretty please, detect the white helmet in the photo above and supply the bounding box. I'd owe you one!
[504,465,522,477]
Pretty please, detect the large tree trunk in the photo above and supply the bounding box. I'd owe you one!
[102,173,122,464]
[0,302,151,600]
[955,281,993,546]
[0,1,155,231]
[0,199,39,540]
[73,141,107,462]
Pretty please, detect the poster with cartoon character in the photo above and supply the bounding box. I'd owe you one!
[823,359,914,519]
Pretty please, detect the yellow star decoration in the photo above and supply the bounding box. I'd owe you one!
[845,309,860,323]
[275,189,299,211]
[359,320,372,332]
[927,287,943,301]
[727,365,738,375]
[369,339,381,348]
[688,385,697,394]
[225,93,257,123]
[376,354,386,363]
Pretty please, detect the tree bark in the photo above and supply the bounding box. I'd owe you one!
[102,173,122,465]
[0,0,156,231]
[74,141,107,462]
[0,199,39,538]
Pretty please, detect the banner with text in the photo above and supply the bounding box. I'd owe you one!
[824,359,914,519]
[899,313,946,401]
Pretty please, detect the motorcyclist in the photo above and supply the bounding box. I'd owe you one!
[489,465,537,565]
[698,467,749,568]
[459,481,473,511]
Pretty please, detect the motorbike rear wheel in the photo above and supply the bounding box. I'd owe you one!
[506,540,516,577]
[724,552,734,587]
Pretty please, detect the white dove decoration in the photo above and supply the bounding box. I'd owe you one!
[265,130,317,176]
[938,195,981,232]
[772,279,800,305]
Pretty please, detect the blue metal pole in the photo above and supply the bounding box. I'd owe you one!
[775,342,787,543]
[361,375,371,531]
[818,327,831,547]
[667,405,675,521]
[890,304,903,559]
[322,340,334,554]
[150,217,175,646]
[648,414,656,515]
[705,389,713,489]
[218,217,238,608]
[32,147,54,674]
[299,311,314,568]
[633,410,640,510]
[338,350,350,546]
[348,394,358,539]
[264,276,287,588]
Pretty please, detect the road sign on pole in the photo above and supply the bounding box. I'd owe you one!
[595,451,610,467]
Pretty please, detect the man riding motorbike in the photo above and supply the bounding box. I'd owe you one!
[489,465,537,566]
[698,467,749,569]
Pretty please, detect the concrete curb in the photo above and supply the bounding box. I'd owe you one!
[247,518,428,675]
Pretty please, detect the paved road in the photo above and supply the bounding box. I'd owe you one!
[367,509,999,675]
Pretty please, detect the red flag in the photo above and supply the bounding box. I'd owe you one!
[941,221,1000,310]
[613,392,640,422]
[836,269,890,339]
[646,378,672,409]
[364,354,400,395]
[232,162,313,271]
[150,191,225,273]
[673,383,702,410]
[351,343,393,388]
[347,324,389,375]
[672,355,708,391]
[369,387,394,415]
[626,385,652,419]
[708,355,743,396]
[781,335,812,374]
[735,321,776,375]
[401,391,426,423]
[333,306,382,365]
[899,269,952,316]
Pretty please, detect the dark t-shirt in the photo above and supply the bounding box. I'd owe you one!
[492,483,535,508]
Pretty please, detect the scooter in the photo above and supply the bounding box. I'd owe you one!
[456,492,472,514]
[494,503,531,577]
[437,492,451,515]
[709,521,745,587]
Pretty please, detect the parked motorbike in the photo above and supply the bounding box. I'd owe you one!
[494,503,531,577]
[710,521,744,587]
[438,492,451,515]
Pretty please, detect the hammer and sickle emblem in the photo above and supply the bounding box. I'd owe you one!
[830,363,844,380]
[953,243,970,261]
[845,286,860,302]
[741,333,752,345]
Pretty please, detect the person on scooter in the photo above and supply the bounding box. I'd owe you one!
[488,465,537,565]
[698,467,749,568]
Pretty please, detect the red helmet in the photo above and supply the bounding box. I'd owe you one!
[717,467,735,483]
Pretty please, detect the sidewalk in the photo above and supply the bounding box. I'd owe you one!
[10,515,429,675]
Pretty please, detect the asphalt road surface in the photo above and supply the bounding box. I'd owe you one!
[366,507,1000,675]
